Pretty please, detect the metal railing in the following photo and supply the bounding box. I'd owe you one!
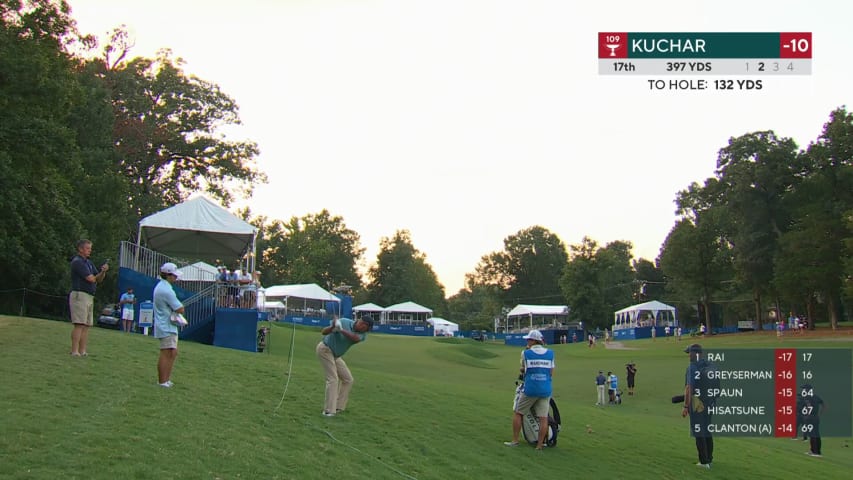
[119,241,217,297]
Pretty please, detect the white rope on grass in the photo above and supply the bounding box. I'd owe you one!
[273,319,297,413]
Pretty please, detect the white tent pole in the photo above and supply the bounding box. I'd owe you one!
[134,223,143,271]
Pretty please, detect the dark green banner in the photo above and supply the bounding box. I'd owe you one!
[626,32,780,58]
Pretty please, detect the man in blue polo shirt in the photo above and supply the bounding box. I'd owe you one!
[153,262,185,388]
[505,329,555,450]
[69,239,108,356]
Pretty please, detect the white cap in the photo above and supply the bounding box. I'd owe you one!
[160,262,182,279]
[523,329,544,342]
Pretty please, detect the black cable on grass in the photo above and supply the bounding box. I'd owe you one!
[318,428,419,480]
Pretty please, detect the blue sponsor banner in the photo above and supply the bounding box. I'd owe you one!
[372,324,432,336]
[613,328,637,340]
[281,315,329,327]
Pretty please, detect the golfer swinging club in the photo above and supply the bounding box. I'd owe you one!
[315,315,374,417]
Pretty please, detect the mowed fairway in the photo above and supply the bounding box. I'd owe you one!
[1,316,851,480]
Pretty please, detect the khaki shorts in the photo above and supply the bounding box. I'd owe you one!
[159,335,178,350]
[121,309,134,321]
[69,291,94,326]
[514,392,551,418]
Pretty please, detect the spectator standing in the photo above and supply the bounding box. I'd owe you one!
[682,343,714,469]
[237,268,253,308]
[801,384,825,457]
[216,266,228,306]
[226,268,239,307]
[595,370,607,406]
[69,239,108,356]
[119,287,136,333]
[153,263,185,388]
[626,362,637,396]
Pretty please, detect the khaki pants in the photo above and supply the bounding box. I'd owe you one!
[597,385,607,405]
[316,342,354,414]
[69,291,94,326]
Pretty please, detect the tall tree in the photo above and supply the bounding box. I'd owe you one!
[97,33,265,226]
[775,108,853,329]
[447,283,504,331]
[659,215,733,329]
[715,131,799,328]
[366,230,446,314]
[0,0,118,305]
[560,237,635,328]
[255,210,365,290]
[468,226,568,306]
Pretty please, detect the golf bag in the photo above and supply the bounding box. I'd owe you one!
[513,381,562,447]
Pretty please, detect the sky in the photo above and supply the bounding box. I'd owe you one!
[67,0,851,296]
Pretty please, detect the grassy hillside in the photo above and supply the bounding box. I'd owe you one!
[1,316,851,479]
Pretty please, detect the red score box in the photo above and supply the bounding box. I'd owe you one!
[599,32,628,58]
[774,348,797,437]
[779,32,812,58]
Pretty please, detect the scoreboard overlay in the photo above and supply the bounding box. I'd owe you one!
[599,32,812,75]
[692,349,851,437]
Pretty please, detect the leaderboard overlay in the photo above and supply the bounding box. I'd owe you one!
[693,349,851,437]
[598,32,812,75]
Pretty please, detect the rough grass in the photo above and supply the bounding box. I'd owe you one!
[0,316,851,480]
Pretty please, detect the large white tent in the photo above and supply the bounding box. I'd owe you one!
[504,304,570,332]
[263,283,342,318]
[178,261,219,282]
[264,284,340,301]
[352,303,385,313]
[383,301,433,325]
[613,300,677,329]
[427,317,459,336]
[137,196,258,269]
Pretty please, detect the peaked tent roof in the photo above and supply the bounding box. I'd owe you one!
[263,283,340,302]
[427,317,459,328]
[507,304,570,317]
[178,261,219,282]
[614,300,675,315]
[353,303,385,312]
[384,301,433,314]
[137,196,257,263]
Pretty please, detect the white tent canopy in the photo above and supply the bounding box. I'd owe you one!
[613,300,677,329]
[352,303,385,312]
[383,301,433,325]
[427,317,459,336]
[263,283,341,318]
[505,304,570,332]
[384,301,433,313]
[137,196,258,268]
[264,284,340,302]
[178,261,219,282]
[507,305,569,317]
